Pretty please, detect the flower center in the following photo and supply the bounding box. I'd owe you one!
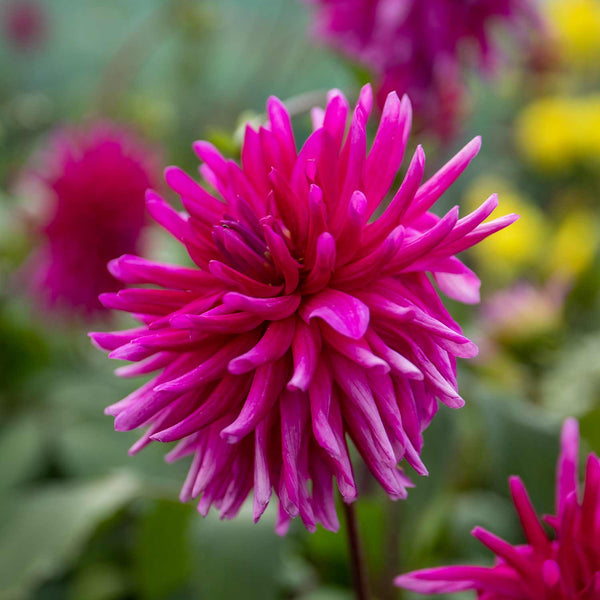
[212,217,280,285]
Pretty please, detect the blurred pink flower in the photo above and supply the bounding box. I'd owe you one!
[396,418,600,598]
[481,280,566,345]
[307,0,539,138]
[1,0,47,51]
[91,86,516,532]
[24,123,157,319]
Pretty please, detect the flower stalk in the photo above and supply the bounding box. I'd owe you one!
[343,502,371,600]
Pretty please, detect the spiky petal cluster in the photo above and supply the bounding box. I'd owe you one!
[307,0,539,137]
[395,418,600,598]
[92,85,516,532]
[24,123,156,318]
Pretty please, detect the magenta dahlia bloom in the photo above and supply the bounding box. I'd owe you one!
[1,0,47,51]
[91,86,516,532]
[395,418,600,598]
[307,0,539,137]
[24,123,157,318]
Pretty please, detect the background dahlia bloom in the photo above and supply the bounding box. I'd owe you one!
[307,0,539,137]
[1,0,47,51]
[481,280,566,346]
[92,85,516,532]
[24,123,156,318]
[395,418,600,598]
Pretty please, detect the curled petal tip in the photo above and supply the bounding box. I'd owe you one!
[219,429,242,445]
[163,165,178,180]
[286,381,304,393]
[360,82,372,95]
[508,475,522,487]
[191,140,210,154]
[145,188,161,203]
[385,90,400,105]
[106,258,120,277]
[563,417,579,434]
[88,332,103,350]
[266,94,284,109]
[98,293,113,308]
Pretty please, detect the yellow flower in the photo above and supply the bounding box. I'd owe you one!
[515,95,600,170]
[549,0,600,68]
[515,97,571,170]
[547,208,599,279]
[578,98,600,160]
[465,177,549,281]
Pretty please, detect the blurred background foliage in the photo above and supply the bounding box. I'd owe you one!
[0,0,599,599]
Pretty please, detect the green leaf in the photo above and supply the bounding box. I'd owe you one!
[450,491,519,560]
[580,407,600,454]
[0,304,49,399]
[400,407,459,561]
[0,474,140,600]
[303,509,348,589]
[474,394,558,513]
[0,415,45,491]
[298,588,353,600]
[541,333,600,418]
[55,418,188,490]
[134,500,194,600]
[188,505,285,600]
[68,563,129,600]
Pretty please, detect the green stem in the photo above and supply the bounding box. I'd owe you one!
[343,501,371,600]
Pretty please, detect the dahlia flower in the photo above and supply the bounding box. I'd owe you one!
[24,123,156,318]
[91,86,516,532]
[306,0,539,137]
[1,0,47,51]
[395,418,600,598]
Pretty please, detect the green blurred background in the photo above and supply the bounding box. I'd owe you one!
[1,0,599,599]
